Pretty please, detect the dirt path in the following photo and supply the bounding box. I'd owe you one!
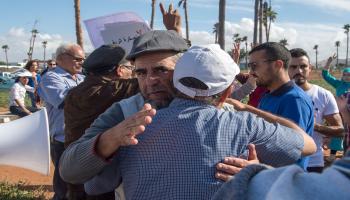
[0,164,54,199]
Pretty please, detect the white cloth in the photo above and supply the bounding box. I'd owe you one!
[305,84,339,167]
[9,82,34,107]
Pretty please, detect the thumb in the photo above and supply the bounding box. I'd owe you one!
[248,144,258,161]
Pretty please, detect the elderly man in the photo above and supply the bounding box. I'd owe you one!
[63,44,139,200]
[39,43,85,200]
[60,37,316,198]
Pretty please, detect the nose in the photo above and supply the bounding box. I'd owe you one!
[145,72,159,86]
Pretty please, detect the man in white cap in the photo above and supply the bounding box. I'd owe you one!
[60,43,315,199]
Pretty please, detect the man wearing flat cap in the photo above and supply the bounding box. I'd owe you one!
[60,41,316,199]
[63,44,139,200]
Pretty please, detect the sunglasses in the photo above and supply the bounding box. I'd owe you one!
[64,53,85,62]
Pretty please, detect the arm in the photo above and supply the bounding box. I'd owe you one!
[314,113,344,137]
[14,99,31,115]
[337,95,350,124]
[39,74,69,108]
[225,98,316,154]
[59,103,156,183]
[231,76,256,101]
[322,55,341,88]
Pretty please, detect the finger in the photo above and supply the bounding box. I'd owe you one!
[216,163,242,175]
[159,2,166,15]
[215,172,232,182]
[168,3,173,13]
[222,156,247,168]
[248,144,258,161]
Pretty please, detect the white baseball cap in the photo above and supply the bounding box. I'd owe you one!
[173,44,240,98]
[14,70,32,78]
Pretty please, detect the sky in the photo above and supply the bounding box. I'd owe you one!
[0,0,349,64]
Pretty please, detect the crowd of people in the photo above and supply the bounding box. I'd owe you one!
[8,3,349,200]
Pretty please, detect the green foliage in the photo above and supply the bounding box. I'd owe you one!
[0,89,31,109]
[0,181,46,200]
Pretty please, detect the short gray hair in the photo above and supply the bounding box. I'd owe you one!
[55,43,79,58]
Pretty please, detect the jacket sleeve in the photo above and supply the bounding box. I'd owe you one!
[322,70,341,88]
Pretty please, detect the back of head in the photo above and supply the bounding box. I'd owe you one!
[83,44,126,75]
[250,42,291,69]
[290,48,310,60]
[126,30,188,60]
[173,44,240,98]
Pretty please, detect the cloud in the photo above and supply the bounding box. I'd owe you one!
[0,27,93,63]
[281,0,350,12]
[187,18,348,64]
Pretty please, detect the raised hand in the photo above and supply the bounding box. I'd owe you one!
[324,53,337,70]
[159,2,182,35]
[232,42,240,64]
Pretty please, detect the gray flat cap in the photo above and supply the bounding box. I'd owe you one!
[83,44,126,74]
[126,30,188,60]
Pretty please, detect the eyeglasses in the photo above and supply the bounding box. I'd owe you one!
[64,53,85,62]
[248,59,276,71]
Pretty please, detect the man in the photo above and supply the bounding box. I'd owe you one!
[289,48,344,172]
[41,59,57,76]
[63,44,139,200]
[60,40,316,199]
[249,42,314,170]
[39,43,85,200]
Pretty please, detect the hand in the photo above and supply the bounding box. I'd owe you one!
[160,2,182,35]
[215,144,259,182]
[225,98,247,111]
[324,53,336,70]
[246,76,257,88]
[232,42,240,64]
[96,104,156,158]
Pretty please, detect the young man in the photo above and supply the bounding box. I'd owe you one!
[289,48,344,172]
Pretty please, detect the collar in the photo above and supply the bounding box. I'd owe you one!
[268,81,295,96]
[54,66,84,81]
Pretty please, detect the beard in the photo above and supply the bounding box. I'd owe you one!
[293,74,306,86]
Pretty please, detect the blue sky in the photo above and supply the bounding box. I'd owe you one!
[1,0,349,63]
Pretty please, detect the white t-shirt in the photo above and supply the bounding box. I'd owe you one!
[305,84,339,167]
[9,82,34,107]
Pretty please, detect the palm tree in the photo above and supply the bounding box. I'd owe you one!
[2,45,9,69]
[218,0,226,50]
[241,36,248,68]
[259,0,263,44]
[150,0,156,29]
[233,33,241,43]
[213,22,219,43]
[335,41,340,68]
[344,24,350,67]
[279,38,288,47]
[313,45,319,69]
[178,0,189,40]
[42,41,47,65]
[263,1,277,42]
[253,0,259,45]
[28,29,39,60]
[74,0,84,49]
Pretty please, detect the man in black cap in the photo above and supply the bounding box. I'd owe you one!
[59,28,188,190]
[63,44,139,200]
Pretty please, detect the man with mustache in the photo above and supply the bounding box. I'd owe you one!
[288,48,344,172]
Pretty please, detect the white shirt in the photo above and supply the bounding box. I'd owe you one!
[9,82,34,107]
[305,84,339,167]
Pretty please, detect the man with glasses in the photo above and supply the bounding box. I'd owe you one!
[39,43,85,200]
[41,59,57,76]
[63,44,139,200]
[215,42,314,180]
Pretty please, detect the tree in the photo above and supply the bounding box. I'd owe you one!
[263,1,277,42]
[74,0,84,49]
[279,38,288,47]
[178,0,189,40]
[253,0,259,45]
[42,41,47,64]
[2,45,9,69]
[213,22,219,44]
[313,45,319,69]
[150,0,156,29]
[233,33,241,43]
[335,41,340,68]
[259,0,263,44]
[344,24,350,67]
[218,0,226,50]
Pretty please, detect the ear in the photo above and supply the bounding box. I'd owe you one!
[216,84,234,108]
[275,60,285,70]
[116,66,123,77]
